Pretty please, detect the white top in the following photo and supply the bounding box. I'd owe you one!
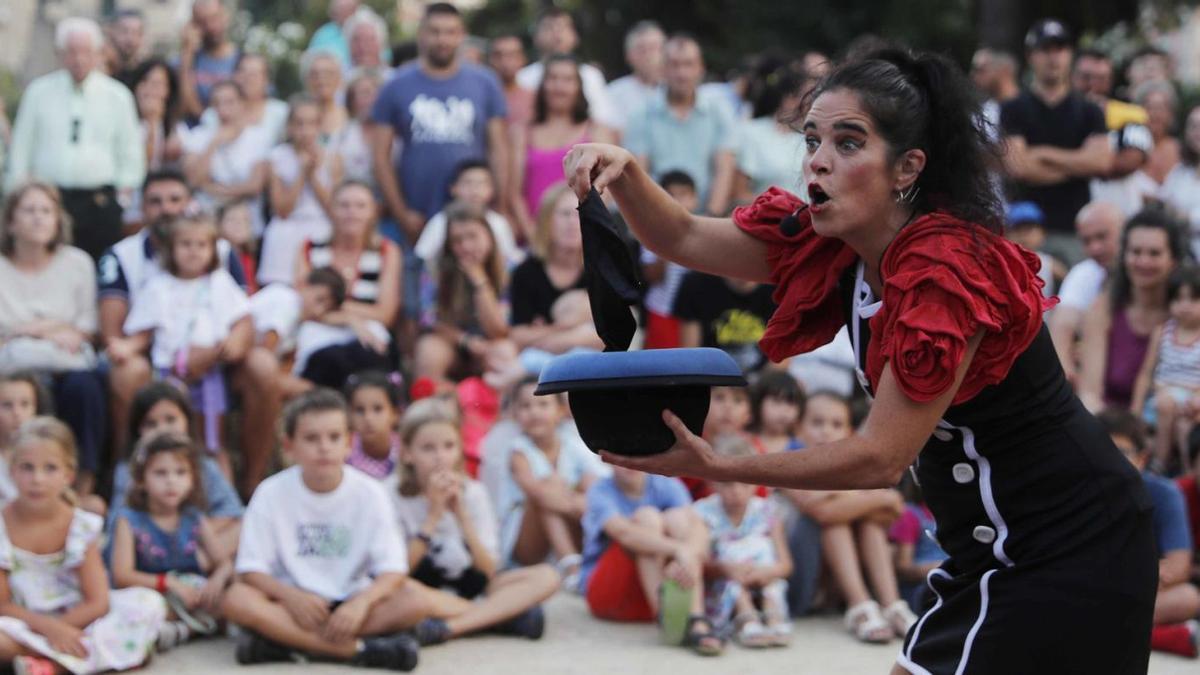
[639,249,688,316]
[200,98,289,146]
[494,427,610,523]
[736,117,807,196]
[787,326,857,398]
[4,70,144,191]
[605,75,661,131]
[257,143,335,285]
[235,465,408,601]
[249,283,302,354]
[0,508,102,612]
[0,456,17,507]
[123,269,249,369]
[180,123,272,233]
[328,120,375,188]
[0,246,97,336]
[1089,170,1158,219]
[414,208,523,270]
[517,61,617,128]
[388,477,498,580]
[1056,258,1108,312]
[1161,164,1200,257]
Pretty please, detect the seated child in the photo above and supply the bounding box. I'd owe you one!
[888,474,948,613]
[783,392,914,643]
[250,266,346,397]
[750,370,806,454]
[1003,201,1062,297]
[345,371,404,480]
[218,198,259,294]
[388,400,558,645]
[694,434,793,648]
[0,372,48,505]
[580,464,722,656]
[498,378,609,585]
[1098,408,1200,659]
[109,432,234,649]
[0,418,165,674]
[122,212,253,476]
[110,382,244,562]
[221,390,422,669]
[1132,264,1200,475]
[686,385,759,500]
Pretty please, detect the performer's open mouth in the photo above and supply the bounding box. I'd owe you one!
[808,183,831,209]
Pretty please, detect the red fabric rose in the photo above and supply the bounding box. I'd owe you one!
[733,190,1055,406]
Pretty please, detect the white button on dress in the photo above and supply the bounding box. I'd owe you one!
[952,462,976,484]
[973,525,997,544]
[933,429,953,442]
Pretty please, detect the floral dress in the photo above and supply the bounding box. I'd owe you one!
[693,494,788,627]
[0,509,165,673]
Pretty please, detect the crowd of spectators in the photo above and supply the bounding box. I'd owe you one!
[0,2,1198,671]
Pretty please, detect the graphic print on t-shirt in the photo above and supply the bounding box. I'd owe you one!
[410,95,477,144]
[297,523,352,558]
[714,308,768,372]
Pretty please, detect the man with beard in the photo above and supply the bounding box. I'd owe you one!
[177,0,240,121]
[370,2,509,243]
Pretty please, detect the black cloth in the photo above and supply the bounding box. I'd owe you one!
[672,272,776,373]
[60,186,124,262]
[411,556,489,600]
[839,268,1156,674]
[577,189,642,351]
[1000,90,1107,235]
[508,258,587,327]
[300,342,394,391]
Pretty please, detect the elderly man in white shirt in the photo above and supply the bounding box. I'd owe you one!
[5,17,144,261]
[605,21,666,134]
[1048,200,1124,383]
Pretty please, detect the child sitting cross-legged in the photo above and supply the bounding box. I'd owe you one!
[0,418,166,674]
[390,399,559,646]
[221,389,423,670]
[109,432,235,650]
[694,434,793,648]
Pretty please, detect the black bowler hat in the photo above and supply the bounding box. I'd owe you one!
[1025,18,1073,51]
[534,188,749,456]
[536,348,747,456]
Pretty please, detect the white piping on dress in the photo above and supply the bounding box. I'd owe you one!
[904,568,950,662]
[955,568,997,675]
[937,420,1016,568]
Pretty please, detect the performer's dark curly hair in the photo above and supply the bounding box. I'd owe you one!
[800,48,1004,232]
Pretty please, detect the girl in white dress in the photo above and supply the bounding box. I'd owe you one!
[258,95,343,286]
[0,418,164,674]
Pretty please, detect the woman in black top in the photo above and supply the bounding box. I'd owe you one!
[564,49,1156,674]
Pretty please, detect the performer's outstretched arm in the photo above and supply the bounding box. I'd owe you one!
[564,142,771,284]
[605,334,982,491]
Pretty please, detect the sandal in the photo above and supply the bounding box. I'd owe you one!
[735,612,773,649]
[882,600,920,637]
[764,613,793,647]
[844,600,894,644]
[658,580,693,646]
[682,615,725,656]
[164,589,219,635]
[555,553,583,593]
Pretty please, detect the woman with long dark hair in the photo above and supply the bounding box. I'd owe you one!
[565,48,1157,674]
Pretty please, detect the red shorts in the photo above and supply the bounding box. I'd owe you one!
[585,544,655,622]
[644,311,681,350]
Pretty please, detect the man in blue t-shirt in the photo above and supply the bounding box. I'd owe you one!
[369,2,508,245]
[177,0,239,121]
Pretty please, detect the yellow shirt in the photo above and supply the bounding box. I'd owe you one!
[1104,99,1149,131]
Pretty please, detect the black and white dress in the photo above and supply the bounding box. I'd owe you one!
[734,187,1157,674]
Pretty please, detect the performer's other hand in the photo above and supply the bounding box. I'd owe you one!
[563,143,634,201]
[600,409,722,479]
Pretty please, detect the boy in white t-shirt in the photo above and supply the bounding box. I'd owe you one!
[250,267,347,396]
[221,389,423,669]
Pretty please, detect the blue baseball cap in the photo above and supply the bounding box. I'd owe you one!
[1006,201,1045,228]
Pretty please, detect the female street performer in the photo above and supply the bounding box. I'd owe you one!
[563,49,1156,674]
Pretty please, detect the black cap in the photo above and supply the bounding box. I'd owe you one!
[1025,19,1073,50]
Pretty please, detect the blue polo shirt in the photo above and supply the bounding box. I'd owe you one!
[623,90,737,201]
[1143,471,1193,557]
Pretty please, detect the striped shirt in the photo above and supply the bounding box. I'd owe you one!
[305,239,393,305]
[1153,319,1200,389]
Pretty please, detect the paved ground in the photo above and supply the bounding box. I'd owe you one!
[144,593,1194,674]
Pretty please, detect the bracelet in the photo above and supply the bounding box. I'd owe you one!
[155,573,168,593]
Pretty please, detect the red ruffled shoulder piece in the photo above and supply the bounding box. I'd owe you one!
[865,212,1057,404]
[732,187,859,362]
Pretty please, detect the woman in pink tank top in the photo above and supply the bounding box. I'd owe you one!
[510,55,615,241]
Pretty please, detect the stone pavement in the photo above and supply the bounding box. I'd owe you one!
[144,593,1195,674]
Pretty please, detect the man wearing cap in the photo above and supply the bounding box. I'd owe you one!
[1001,19,1113,267]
